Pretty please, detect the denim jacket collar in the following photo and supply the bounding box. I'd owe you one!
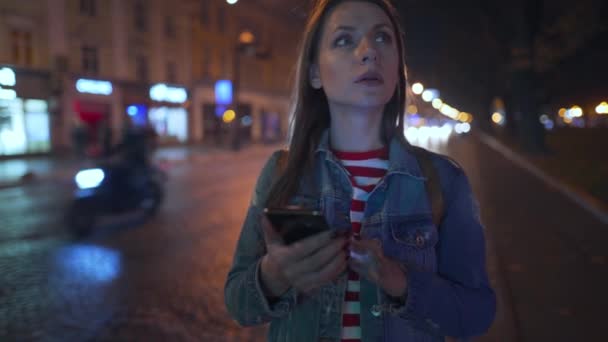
[314,128,425,180]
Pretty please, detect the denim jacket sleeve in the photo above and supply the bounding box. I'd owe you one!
[395,162,497,338]
[224,151,298,327]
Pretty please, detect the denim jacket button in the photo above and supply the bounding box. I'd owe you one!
[371,305,382,317]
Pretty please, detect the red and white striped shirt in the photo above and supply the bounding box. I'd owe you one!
[333,146,389,342]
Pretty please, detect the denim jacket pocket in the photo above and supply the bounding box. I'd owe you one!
[390,215,438,248]
[383,214,438,271]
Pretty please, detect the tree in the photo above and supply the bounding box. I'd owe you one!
[477,0,607,152]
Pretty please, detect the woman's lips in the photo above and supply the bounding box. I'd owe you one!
[355,70,384,86]
[356,78,384,86]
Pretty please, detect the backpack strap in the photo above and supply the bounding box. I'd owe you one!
[276,149,289,175]
[409,146,445,228]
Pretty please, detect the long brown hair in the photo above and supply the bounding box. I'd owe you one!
[267,0,411,207]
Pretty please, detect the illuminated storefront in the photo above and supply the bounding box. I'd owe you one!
[71,78,115,157]
[121,82,150,128]
[0,67,51,156]
[148,83,188,144]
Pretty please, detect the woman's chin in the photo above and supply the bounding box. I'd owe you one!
[350,97,392,109]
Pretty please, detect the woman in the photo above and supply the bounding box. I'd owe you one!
[224,0,496,341]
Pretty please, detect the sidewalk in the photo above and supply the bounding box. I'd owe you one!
[0,155,81,189]
[463,133,608,341]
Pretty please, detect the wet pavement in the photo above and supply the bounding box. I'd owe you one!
[0,145,277,341]
[0,135,606,341]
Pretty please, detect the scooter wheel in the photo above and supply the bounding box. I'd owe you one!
[141,182,163,217]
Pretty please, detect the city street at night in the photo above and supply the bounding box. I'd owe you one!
[1,0,607,340]
[1,135,606,341]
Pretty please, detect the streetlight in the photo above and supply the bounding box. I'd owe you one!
[411,82,424,95]
[596,101,608,114]
[230,30,271,151]
[432,98,443,109]
[421,89,439,102]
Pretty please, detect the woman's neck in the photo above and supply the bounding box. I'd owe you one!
[328,103,385,152]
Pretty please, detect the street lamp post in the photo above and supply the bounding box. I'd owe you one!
[230,31,270,151]
[230,44,242,151]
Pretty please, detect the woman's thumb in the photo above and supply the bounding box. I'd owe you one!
[261,214,283,245]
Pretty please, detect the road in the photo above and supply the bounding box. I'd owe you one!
[0,146,274,341]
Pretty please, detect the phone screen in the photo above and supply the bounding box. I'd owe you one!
[263,208,330,245]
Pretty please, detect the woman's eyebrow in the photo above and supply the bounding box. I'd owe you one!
[333,23,392,33]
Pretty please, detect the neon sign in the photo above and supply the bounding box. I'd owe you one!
[215,80,233,105]
[76,79,113,95]
[149,83,187,103]
[0,67,16,87]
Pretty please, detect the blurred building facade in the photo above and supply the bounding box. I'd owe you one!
[0,1,55,156]
[189,0,300,146]
[0,0,301,157]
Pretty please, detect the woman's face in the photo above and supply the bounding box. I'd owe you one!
[311,1,399,111]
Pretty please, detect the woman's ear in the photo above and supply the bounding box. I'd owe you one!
[309,63,323,89]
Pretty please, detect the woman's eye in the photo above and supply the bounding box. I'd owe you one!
[376,32,392,43]
[334,35,352,47]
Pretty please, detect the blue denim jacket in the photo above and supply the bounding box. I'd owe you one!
[225,131,496,341]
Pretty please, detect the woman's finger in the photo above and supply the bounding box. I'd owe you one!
[349,238,367,254]
[368,238,383,257]
[348,258,364,275]
[286,237,347,279]
[287,230,335,260]
[349,257,381,283]
[350,238,385,261]
[261,215,284,246]
[295,252,348,292]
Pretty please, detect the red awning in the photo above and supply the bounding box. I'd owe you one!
[73,101,109,124]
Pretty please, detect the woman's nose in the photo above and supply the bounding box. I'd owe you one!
[357,38,378,65]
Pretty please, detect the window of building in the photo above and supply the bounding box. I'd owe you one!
[201,48,211,77]
[217,5,225,33]
[165,16,176,39]
[220,52,227,77]
[10,30,33,66]
[79,0,96,16]
[200,0,209,27]
[81,46,99,74]
[134,1,147,32]
[167,62,177,83]
[0,99,51,156]
[136,55,148,81]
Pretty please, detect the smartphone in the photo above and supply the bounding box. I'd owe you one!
[263,207,331,245]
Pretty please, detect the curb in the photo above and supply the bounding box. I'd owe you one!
[480,224,521,342]
[0,179,31,189]
[477,131,608,225]
[0,172,73,190]
[0,144,286,191]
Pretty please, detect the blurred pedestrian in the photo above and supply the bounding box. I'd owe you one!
[70,118,87,158]
[114,119,150,167]
[225,1,496,341]
[101,119,113,157]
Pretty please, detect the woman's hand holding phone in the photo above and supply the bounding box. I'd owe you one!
[259,215,349,297]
